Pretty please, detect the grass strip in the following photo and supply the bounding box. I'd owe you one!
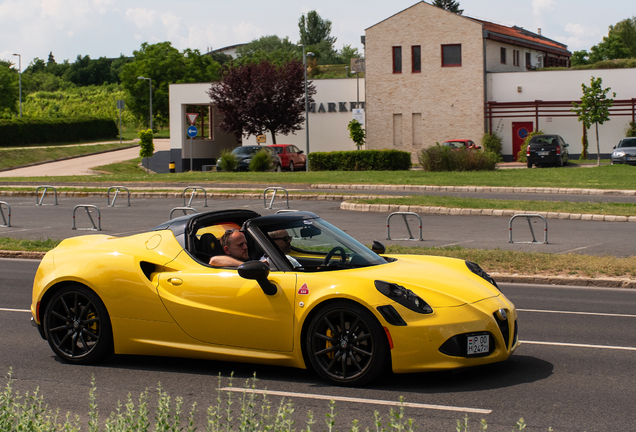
[0,142,137,170]
[354,195,636,217]
[384,244,636,278]
[1,164,636,190]
[0,237,61,252]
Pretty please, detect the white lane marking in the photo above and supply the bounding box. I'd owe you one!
[220,387,491,414]
[518,308,636,318]
[522,340,636,351]
[556,243,603,254]
[0,308,31,313]
[440,240,474,247]
[0,226,53,233]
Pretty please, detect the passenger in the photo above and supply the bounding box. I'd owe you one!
[209,229,249,267]
[268,229,302,268]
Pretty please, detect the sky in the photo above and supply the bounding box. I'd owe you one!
[1,0,634,70]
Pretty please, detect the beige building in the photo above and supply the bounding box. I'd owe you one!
[364,1,571,160]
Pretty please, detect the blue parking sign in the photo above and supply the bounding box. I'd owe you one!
[187,126,198,138]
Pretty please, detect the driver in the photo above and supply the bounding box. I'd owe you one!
[209,229,249,267]
[267,229,302,268]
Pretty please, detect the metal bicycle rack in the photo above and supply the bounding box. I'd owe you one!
[182,187,208,208]
[0,201,11,227]
[107,186,131,207]
[72,205,101,231]
[35,186,58,206]
[386,212,423,241]
[263,187,290,209]
[170,207,198,219]
[509,214,548,244]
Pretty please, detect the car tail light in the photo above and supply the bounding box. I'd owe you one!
[556,146,561,155]
[526,148,530,157]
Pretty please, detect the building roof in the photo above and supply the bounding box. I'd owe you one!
[473,19,571,57]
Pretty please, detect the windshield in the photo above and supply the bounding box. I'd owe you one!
[257,217,387,271]
[232,147,259,156]
[618,139,636,148]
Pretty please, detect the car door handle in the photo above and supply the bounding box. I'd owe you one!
[167,278,183,286]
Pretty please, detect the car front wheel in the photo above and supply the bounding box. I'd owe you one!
[288,161,294,172]
[43,285,113,364]
[305,301,389,386]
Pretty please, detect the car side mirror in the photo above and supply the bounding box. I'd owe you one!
[613,145,616,149]
[564,143,569,147]
[371,241,386,255]
[299,150,304,154]
[238,261,277,295]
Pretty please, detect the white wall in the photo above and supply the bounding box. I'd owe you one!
[488,69,636,156]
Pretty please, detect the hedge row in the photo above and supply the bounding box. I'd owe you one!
[309,149,412,171]
[0,117,118,146]
[419,146,499,171]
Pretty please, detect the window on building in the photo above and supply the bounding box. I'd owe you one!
[513,50,520,67]
[412,46,421,73]
[393,46,402,73]
[525,52,532,69]
[500,47,507,64]
[441,44,461,67]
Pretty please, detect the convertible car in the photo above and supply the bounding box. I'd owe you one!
[31,210,518,386]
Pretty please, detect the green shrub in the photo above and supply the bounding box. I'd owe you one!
[218,150,238,172]
[626,120,636,138]
[419,145,498,171]
[309,149,411,171]
[347,119,365,149]
[516,129,544,163]
[0,117,117,146]
[248,149,273,172]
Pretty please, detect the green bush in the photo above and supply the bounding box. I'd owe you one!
[309,149,411,171]
[218,149,238,172]
[248,149,273,172]
[419,145,499,171]
[626,120,636,138]
[516,129,544,163]
[0,117,117,146]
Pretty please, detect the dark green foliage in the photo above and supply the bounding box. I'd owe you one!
[0,117,117,146]
[0,62,18,117]
[432,0,464,14]
[234,35,301,66]
[249,149,273,172]
[626,121,636,137]
[609,17,636,58]
[347,120,365,149]
[308,150,412,171]
[299,11,340,64]
[419,146,498,171]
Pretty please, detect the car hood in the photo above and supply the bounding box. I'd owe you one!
[351,255,501,308]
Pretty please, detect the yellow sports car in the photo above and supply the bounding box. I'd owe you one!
[31,210,518,386]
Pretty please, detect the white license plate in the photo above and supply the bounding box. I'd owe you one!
[537,151,550,156]
[467,334,489,355]
[627,157,636,161]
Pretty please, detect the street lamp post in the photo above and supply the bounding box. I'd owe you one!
[12,53,21,117]
[299,45,314,172]
[137,76,152,130]
[345,66,360,109]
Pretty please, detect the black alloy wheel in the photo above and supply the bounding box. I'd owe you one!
[527,160,532,168]
[306,301,389,386]
[289,161,295,172]
[44,285,113,364]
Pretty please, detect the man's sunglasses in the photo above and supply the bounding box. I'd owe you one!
[272,235,292,243]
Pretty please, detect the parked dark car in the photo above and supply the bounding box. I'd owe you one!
[611,137,636,166]
[216,146,282,172]
[526,134,569,168]
[268,144,307,171]
[442,139,481,150]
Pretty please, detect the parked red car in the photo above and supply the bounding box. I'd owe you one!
[442,140,481,150]
[268,144,307,171]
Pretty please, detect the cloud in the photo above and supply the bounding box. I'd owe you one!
[125,8,159,29]
[532,0,557,16]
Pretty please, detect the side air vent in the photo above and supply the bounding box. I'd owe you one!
[140,261,157,281]
[377,305,407,326]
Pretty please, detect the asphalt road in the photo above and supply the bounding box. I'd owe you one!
[1,195,636,257]
[2,258,636,431]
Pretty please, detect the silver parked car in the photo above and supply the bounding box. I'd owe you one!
[611,138,636,166]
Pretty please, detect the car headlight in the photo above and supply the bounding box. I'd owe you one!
[465,261,500,291]
[613,151,625,157]
[374,280,433,314]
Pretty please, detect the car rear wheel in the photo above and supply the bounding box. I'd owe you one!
[527,161,532,168]
[275,164,282,172]
[43,285,113,364]
[306,301,389,386]
[289,161,294,172]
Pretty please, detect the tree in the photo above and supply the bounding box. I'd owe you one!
[0,60,18,117]
[234,35,301,66]
[299,11,338,63]
[588,33,631,63]
[208,59,316,144]
[608,17,636,58]
[347,120,365,149]
[571,76,616,166]
[120,41,221,128]
[432,0,464,14]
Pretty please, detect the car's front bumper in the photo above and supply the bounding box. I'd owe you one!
[611,155,636,165]
[388,295,518,373]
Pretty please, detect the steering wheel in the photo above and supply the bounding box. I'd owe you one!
[323,246,347,266]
